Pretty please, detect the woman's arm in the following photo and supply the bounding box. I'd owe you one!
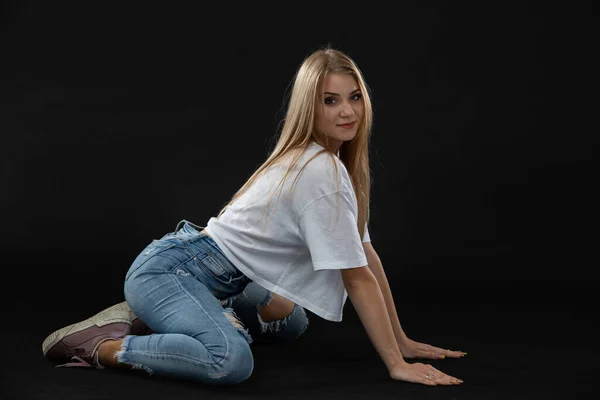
[341,266,462,385]
[340,266,405,371]
[363,243,410,346]
[364,242,466,360]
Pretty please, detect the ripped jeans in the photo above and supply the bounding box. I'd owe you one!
[121,220,309,385]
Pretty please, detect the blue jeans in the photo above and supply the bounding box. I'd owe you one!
[121,220,308,385]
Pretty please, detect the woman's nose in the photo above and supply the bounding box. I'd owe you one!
[340,101,354,117]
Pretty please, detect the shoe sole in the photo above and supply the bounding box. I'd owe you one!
[42,302,133,357]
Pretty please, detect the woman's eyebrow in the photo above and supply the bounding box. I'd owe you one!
[323,88,361,96]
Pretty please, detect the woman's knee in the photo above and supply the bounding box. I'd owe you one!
[257,292,296,322]
[183,336,253,385]
[256,303,309,343]
[284,303,309,339]
[231,283,309,342]
[213,340,254,385]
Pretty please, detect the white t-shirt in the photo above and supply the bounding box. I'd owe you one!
[205,142,370,321]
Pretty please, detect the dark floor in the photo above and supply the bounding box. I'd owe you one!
[1,280,595,400]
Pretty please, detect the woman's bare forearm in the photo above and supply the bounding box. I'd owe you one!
[345,274,406,372]
[366,250,409,345]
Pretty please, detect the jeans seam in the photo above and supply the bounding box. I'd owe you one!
[167,273,231,366]
[121,340,230,368]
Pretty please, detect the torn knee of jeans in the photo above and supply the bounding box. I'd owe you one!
[258,291,273,307]
[220,291,246,308]
[256,302,308,335]
[223,307,254,345]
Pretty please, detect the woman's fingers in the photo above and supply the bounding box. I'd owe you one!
[428,366,463,385]
[411,343,441,359]
[421,376,438,386]
[427,345,467,359]
[441,348,466,358]
[391,362,464,387]
[416,348,447,360]
[415,364,436,386]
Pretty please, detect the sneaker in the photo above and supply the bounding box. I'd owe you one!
[92,300,154,336]
[42,302,132,369]
[131,315,154,336]
[101,300,154,336]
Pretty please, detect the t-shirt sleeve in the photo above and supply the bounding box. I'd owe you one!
[362,224,371,243]
[299,190,368,271]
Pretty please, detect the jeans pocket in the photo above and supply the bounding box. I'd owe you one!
[194,253,233,285]
[125,239,178,281]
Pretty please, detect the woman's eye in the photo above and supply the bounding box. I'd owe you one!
[324,94,361,105]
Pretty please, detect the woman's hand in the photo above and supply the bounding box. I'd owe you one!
[389,361,463,386]
[399,338,466,360]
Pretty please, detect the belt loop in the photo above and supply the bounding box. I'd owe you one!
[186,220,206,232]
[175,219,187,232]
[193,222,206,231]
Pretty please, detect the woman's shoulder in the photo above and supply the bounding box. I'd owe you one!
[274,143,348,192]
[294,151,345,193]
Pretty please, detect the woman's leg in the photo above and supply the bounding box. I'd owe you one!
[128,282,309,345]
[229,282,309,345]
[119,267,253,385]
[44,232,255,386]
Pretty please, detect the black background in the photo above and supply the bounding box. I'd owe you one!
[1,1,597,399]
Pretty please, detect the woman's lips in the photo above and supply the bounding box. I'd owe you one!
[337,121,356,128]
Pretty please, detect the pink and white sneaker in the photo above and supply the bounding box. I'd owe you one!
[42,302,132,369]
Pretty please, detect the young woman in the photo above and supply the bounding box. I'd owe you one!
[42,47,466,386]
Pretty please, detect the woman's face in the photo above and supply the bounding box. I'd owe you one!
[315,72,364,153]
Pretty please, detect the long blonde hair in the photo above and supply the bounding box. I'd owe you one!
[216,46,373,239]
